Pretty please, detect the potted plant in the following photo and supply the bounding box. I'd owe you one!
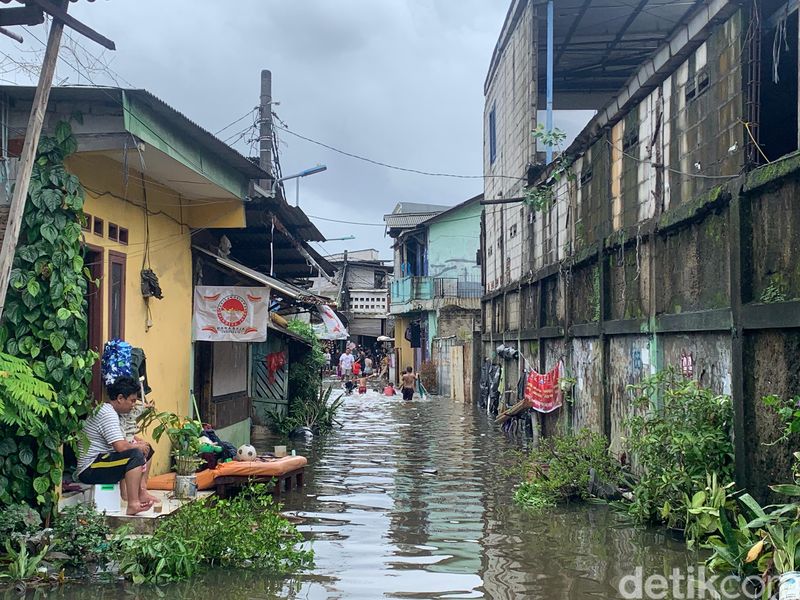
[137,410,203,475]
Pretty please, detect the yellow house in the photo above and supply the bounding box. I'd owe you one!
[3,86,269,474]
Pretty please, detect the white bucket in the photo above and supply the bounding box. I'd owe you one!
[92,483,121,513]
[274,445,287,458]
[174,474,197,500]
[780,572,800,600]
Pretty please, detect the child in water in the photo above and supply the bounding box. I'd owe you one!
[358,375,368,395]
[343,376,355,395]
[383,382,396,396]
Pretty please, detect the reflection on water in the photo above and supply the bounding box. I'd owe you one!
[45,388,698,600]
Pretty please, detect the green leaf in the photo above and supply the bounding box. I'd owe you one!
[33,476,50,495]
[26,278,40,298]
[18,447,33,466]
[49,332,65,352]
[55,121,71,144]
[770,484,800,497]
[56,308,71,321]
[40,222,58,244]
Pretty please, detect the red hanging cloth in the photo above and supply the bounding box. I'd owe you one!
[524,362,562,413]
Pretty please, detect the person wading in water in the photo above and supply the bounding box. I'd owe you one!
[401,366,418,401]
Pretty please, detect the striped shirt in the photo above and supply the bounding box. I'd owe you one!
[75,403,125,477]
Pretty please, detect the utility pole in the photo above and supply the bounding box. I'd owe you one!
[0,0,114,319]
[259,69,273,182]
[0,2,66,319]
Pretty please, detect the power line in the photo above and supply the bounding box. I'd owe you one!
[274,123,523,181]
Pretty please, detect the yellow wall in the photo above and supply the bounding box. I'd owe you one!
[394,316,412,382]
[68,154,202,475]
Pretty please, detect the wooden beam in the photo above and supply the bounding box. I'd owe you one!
[0,25,23,43]
[0,6,44,26]
[0,3,66,321]
[29,0,115,50]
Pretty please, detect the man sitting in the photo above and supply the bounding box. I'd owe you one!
[75,376,154,515]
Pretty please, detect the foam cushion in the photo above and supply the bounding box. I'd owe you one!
[147,456,308,491]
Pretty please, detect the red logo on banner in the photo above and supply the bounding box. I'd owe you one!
[217,295,248,327]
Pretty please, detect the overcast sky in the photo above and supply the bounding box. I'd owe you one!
[1,1,590,260]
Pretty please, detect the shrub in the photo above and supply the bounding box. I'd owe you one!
[0,504,42,543]
[118,485,313,584]
[52,503,116,569]
[623,370,734,531]
[514,428,622,511]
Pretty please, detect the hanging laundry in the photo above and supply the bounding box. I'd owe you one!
[524,362,562,414]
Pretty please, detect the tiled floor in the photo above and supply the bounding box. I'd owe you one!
[59,485,213,533]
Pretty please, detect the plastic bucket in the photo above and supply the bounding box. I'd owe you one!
[174,474,197,500]
[274,445,287,458]
[780,572,800,600]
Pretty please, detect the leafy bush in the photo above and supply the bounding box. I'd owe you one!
[118,485,313,584]
[0,122,96,514]
[287,319,325,406]
[514,429,622,511]
[0,504,42,543]
[0,352,56,430]
[52,503,115,569]
[268,385,343,436]
[623,370,734,531]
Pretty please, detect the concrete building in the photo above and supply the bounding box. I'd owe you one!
[310,249,392,347]
[481,0,800,497]
[386,196,483,398]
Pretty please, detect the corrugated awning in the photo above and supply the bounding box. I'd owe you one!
[193,246,327,304]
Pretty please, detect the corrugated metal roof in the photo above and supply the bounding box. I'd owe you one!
[383,213,440,229]
[0,85,269,181]
[390,201,451,215]
[193,246,328,305]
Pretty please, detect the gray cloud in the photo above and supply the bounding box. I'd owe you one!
[2,2,591,259]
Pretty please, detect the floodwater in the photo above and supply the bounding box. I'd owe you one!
[46,388,700,600]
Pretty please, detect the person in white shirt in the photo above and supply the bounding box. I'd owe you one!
[75,377,154,515]
[339,348,354,379]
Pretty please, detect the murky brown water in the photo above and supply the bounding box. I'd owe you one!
[44,389,700,600]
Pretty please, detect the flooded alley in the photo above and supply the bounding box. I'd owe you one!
[51,390,698,600]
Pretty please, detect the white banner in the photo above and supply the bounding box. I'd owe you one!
[316,305,348,340]
[193,286,269,342]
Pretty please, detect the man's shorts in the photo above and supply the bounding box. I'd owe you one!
[342,367,352,377]
[77,447,151,485]
[402,387,414,401]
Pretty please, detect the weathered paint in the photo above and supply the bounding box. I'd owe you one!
[570,338,603,433]
[607,335,651,456]
[660,333,731,396]
[426,200,482,283]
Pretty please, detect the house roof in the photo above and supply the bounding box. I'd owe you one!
[486,0,712,110]
[390,201,452,215]
[0,86,270,182]
[421,193,483,226]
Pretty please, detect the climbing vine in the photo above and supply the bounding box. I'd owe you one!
[0,120,96,516]
[525,126,576,212]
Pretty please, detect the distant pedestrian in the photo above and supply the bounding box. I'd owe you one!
[401,366,418,401]
[364,354,373,376]
[339,348,354,380]
[353,359,362,377]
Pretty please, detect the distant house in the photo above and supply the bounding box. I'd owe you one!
[384,196,483,398]
[310,249,392,347]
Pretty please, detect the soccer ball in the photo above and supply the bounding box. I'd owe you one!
[236,444,257,461]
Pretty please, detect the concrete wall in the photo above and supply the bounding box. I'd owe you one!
[483,0,536,293]
[426,201,482,283]
[480,6,800,496]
